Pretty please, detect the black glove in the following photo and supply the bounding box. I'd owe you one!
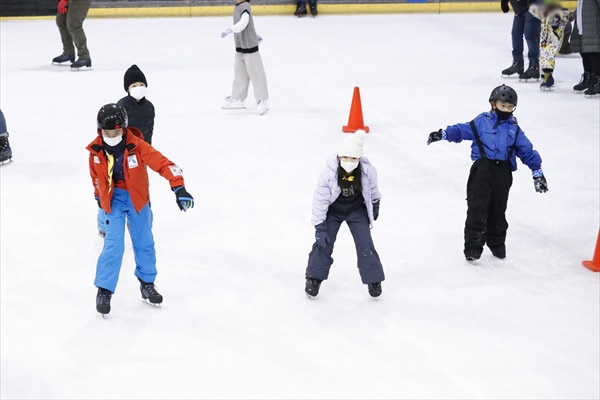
[373,201,380,221]
[534,175,548,193]
[315,222,330,248]
[95,196,101,208]
[427,129,443,145]
[173,186,194,211]
[501,0,510,13]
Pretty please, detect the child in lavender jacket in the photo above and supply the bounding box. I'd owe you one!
[305,130,385,299]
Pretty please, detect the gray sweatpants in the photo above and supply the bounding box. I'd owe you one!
[56,0,91,59]
[231,51,269,102]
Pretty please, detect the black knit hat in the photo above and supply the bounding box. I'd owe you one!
[123,64,147,92]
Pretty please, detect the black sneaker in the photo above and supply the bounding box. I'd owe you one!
[308,1,318,15]
[368,282,382,297]
[305,278,322,297]
[140,280,163,304]
[52,53,75,64]
[71,58,92,69]
[96,288,112,314]
[294,1,307,16]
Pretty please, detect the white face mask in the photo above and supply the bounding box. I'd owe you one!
[129,86,147,100]
[340,161,359,173]
[103,135,123,146]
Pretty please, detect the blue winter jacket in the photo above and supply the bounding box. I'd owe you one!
[443,111,542,172]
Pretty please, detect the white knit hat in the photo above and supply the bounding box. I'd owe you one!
[339,130,367,158]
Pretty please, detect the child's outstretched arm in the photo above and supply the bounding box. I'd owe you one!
[221,12,250,38]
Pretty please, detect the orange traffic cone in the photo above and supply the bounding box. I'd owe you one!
[342,87,370,133]
[582,230,600,272]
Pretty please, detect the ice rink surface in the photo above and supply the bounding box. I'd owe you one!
[1,13,599,400]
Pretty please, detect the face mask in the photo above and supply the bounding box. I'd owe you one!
[129,86,147,100]
[103,135,123,147]
[495,109,513,121]
[340,161,359,173]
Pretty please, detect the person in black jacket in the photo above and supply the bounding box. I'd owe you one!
[117,65,155,145]
[501,0,542,80]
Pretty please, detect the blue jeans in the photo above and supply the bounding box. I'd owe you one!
[94,189,157,293]
[511,12,541,60]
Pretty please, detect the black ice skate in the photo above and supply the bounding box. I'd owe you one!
[308,1,318,16]
[464,250,481,262]
[305,278,322,298]
[52,53,75,64]
[0,132,13,164]
[368,282,382,298]
[540,71,554,91]
[573,72,593,92]
[140,280,163,306]
[489,244,506,259]
[584,75,600,97]
[71,58,92,70]
[501,59,524,77]
[519,59,540,81]
[294,1,307,16]
[96,287,112,316]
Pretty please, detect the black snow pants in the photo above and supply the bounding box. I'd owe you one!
[464,158,513,258]
[306,205,384,284]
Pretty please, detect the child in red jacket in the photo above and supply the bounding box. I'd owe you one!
[87,103,194,316]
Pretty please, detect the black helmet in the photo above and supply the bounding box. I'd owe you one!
[489,84,518,106]
[97,103,128,130]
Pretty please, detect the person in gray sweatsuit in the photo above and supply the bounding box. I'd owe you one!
[221,0,270,115]
[52,0,92,69]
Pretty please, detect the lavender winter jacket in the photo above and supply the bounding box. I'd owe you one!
[311,155,382,227]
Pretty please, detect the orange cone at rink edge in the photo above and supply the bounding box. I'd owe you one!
[342,87,370,133]
[582,230,600,272]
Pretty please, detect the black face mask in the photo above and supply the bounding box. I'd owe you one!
[496,109,513,120]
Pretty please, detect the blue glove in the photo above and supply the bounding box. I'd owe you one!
[257,34,263,44]
[173,186,194,211]
[221,28,233,38]
[315,222,330,248]
[373,201,380,221]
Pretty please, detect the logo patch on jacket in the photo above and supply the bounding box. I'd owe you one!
[169,165,183,176]
[93,156,100,164]
[127,154,139,169]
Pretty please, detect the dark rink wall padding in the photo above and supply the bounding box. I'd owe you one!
[0,0,57,17]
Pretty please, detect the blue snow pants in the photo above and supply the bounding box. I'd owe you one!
[94,188,157,293]
[306,205,385,284]
[511,12,541,60]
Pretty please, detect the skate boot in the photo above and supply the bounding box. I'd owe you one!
[52,53,75,64]
[489,244,506,259]
[584,75,600,97]
[0,132,12,163]
[222,96,245,109]
[71,58,92,70]
[501,58,524,77]
[368,282,382,298]
[256,99,269,115]
[519,58,540,81]
[464,249,482,262]
[540,70,554,91]
[96,288,112,315]
[305,278,322,298]
[140,280,163,306]
[294,1,307,16]
[573,72,593,92]
[308,0,318,16]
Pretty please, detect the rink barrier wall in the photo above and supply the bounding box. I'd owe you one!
[0,0,579,19]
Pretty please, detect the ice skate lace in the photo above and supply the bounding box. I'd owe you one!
[143,284,161,297]
[97,291,111,305]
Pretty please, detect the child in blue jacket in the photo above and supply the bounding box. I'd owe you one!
[427,85,548,261]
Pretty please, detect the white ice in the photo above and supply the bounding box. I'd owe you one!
[0,13,599,400]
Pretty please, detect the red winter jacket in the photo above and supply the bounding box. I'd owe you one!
[86,127,185,214]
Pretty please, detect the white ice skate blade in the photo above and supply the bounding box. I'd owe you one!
[221,104,245,110]
[0,159,14,165]
[305,292,317,300]
[540,87,553,92]
[71,67,93,72]
[142,298,162,308]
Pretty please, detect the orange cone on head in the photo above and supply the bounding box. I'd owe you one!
[342,87,370,133]
[582,230,600,272]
